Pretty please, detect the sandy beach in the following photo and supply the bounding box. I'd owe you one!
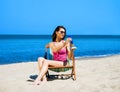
[0,55,120,92]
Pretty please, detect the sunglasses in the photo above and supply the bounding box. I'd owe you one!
[59,31,65,34]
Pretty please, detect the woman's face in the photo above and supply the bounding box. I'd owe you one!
[56,28,65,39]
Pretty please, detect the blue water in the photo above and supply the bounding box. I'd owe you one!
[0,35,120,65]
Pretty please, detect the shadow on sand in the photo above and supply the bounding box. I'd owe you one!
[27,74,72,82]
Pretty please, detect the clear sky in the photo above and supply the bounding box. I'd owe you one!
[0,0,120,35]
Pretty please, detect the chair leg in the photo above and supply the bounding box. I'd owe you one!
[72,67,76,80]
[71,69,73,78]
[73,68,76,80]
[46,71,50,78]
[71,68,74,80]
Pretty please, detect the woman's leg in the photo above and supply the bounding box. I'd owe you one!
[38,57,44,74]
[34,59,64,85]
[37,57,47,81]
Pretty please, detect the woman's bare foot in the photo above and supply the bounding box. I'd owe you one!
[33,80,41,85]
[33,76,47,85]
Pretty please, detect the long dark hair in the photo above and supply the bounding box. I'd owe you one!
[52,26,66,42]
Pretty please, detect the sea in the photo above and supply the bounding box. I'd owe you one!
[0,35,120,65]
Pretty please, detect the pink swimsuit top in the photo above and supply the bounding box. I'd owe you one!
[53,47,67,62]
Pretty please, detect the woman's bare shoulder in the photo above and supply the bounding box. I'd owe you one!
[49,42,55,47]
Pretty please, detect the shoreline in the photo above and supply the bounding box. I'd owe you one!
[1,54,120,65]
[0,55,120,92]
[76,53,120,59]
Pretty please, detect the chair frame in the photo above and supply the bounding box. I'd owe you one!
[46,47,76,80]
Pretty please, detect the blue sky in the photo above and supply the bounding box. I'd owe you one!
[0,0,120,35]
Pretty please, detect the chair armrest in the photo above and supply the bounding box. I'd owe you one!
[71,46,77,50]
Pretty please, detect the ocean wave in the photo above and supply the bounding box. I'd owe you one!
[75,53,120,59]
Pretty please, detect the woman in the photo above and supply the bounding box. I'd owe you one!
[34,26,72,85]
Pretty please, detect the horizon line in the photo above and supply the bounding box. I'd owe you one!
[0,34,120,36]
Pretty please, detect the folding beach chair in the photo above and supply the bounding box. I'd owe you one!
[44,46,77,80]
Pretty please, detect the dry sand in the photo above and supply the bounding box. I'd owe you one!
[0,55,120,92]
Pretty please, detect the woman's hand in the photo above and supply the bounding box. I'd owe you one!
[45,43,50,48]
[65,37,72,45]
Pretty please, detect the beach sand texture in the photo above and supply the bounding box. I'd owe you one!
[0,55,120,92]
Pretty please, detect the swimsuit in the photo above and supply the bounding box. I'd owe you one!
[53,47,67,62]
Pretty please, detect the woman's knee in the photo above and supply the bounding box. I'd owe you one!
[38,57,45,63]
[38,57,45,61]
[38,57,48,66]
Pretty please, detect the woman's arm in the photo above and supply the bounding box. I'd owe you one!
[66,42,72,59]
[48,42,65,52]
[66,38,75,60]
[48,38,71,53]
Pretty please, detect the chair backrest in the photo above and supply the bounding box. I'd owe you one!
[47,48,53,60]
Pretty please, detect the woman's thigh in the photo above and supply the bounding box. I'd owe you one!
[45,59,65,67]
